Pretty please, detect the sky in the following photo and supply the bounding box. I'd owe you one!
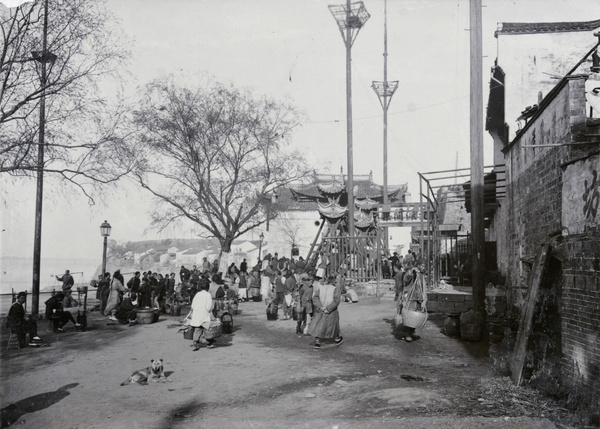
[2,0,600,262]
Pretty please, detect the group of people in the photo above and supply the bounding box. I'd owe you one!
[7,270,86,348]
[94,269,178,323]
[252,252,346,349]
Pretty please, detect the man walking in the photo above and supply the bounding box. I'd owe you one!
[56,270,74,292]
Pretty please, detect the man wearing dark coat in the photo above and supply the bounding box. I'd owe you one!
[7,292,42,348]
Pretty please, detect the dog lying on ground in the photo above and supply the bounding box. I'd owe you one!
[120,358,170,385]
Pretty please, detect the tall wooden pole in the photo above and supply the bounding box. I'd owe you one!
[470,0,485,314]
[382,0,390,248]
[345,0,355,238]
[31,0,50,317]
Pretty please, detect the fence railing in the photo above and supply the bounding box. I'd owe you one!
[0,286,98,317]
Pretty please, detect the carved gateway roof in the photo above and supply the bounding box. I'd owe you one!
[289,173,407,206]
[495,19,600,37]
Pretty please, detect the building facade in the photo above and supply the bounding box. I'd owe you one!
[487,20,600,415]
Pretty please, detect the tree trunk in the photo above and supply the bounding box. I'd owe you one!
[221,236,233,253]
[216,236,235,274]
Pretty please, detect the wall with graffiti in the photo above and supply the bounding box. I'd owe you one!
[562,154,600,234]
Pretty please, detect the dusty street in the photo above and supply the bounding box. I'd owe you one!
[1,297,571,429]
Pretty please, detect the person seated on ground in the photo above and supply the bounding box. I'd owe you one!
[343,285,359,303]
[223,284,238,313]
[7,292,42,348]
[116,292,139,325]
[214,280,225,299]
[223,284,238,303]
[62,289,81,317]
[45,293,80,332]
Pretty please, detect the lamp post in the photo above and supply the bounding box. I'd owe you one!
[100,220,112,278]
[329,0,370,238]
[258,232,265,261]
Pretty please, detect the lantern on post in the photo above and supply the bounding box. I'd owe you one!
[100,220,112,278]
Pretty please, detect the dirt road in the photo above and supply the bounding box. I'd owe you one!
[1,297,572,428]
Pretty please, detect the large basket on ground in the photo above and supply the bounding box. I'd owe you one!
[401,307,428,329]
[220,312,233,334]
[203,320,222,340]
[137,309,158,324]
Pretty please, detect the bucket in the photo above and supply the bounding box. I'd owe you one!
[183,327,194,340]
[401,308,428,329]
[444,313,461,337]
[172,303,182,317]
[137,309,155,324]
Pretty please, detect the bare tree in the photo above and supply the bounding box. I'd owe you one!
[277,212,310,251]
[0,0,135,200]
[129,76,314,255]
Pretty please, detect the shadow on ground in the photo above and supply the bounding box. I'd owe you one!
[0,383,78,428]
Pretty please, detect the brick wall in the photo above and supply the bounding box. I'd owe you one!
[560,236,600,402]
[503,77,599,412]
[504,81,570,309]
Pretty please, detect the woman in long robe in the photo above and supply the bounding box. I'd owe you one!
[104,271,128,320]
[307,276,344,348]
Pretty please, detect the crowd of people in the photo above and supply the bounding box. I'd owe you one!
[6,248,422,350]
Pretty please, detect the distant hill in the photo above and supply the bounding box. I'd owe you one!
[94,238,222,280]
[118,238,220,254]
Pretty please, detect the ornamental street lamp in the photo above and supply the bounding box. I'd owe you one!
[258,232,265,261]
[100,220,112,278]
[328,0,370,238]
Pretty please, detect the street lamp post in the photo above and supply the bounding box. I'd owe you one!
[329,0,370,239]
[100,221,112,278]
[258,232,265,261]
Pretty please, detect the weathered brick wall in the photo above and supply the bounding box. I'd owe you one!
[504,77,599,411]
[504,81,570,310]
[560,236,600,400]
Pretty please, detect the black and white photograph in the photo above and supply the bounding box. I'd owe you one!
[1,0,599,428]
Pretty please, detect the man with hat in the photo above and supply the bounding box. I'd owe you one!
[7,292,42,348]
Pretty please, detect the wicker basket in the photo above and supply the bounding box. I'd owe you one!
[401,308,428,329]
[220,312,233,334]
[460,322,483,342]
[204,320,222,340]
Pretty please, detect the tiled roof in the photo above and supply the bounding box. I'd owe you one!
[496,19,600,37]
